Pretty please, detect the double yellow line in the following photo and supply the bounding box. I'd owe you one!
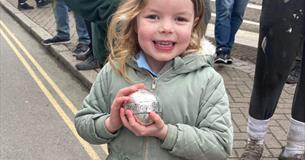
[0,20,108,160]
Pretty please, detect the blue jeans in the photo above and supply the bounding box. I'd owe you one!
[53,0,90,45]
[215,0,249,53]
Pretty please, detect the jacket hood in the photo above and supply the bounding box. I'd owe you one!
[174,37,216,73]
[201,37,216,57]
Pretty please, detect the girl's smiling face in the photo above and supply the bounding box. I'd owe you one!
[136,0,197,73]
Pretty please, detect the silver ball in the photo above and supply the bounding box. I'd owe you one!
[124,89,161,125]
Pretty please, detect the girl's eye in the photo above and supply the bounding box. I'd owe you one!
[145,15,159,20]
[176,17,188,22]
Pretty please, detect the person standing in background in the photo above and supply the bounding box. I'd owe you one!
[62,0,120,68]
[240,0,305,159]
[42,0,91,60]
[18,0,49,10]
[214,0,249,64]
[74,20,100,70]
[203,0,211,33]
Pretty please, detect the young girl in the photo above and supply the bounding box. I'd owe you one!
[75,0,233,159]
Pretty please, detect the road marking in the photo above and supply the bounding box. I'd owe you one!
[0,20,109,155]
[0,23,102,160]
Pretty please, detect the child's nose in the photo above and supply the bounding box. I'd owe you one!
[159,20,174,34]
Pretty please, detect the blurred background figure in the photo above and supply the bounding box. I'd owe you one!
[63,0,120,69]
[240,0,305,159]
[18,0,49,10]
[214,0,249,64]
[74,21,100,70]
[42,0,91,62]
[203,0,211,34]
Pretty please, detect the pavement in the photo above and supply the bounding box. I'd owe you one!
[0,0,297,159]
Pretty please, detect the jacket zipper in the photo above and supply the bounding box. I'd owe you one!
[144,138,148,160]
[149,67,173,91]
[151,77,157,90]
[142,67,174,159]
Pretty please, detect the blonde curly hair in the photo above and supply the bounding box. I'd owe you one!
[107,0,205,81]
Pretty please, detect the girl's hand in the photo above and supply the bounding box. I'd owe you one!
[120,108,168,140]
[105,83,145,133]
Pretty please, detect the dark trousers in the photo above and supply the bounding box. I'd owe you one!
[84,20,92,49]
[249,0,305,122]
[203,0,211,34]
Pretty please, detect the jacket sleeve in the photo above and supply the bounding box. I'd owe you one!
[74,65,120,144]
[63,0,120,23]
[160,71,233,160]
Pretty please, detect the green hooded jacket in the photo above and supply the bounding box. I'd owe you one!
[63,0,121,65]
[75,51,233,160]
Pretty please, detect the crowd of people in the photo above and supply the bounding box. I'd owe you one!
[17,0,304,159]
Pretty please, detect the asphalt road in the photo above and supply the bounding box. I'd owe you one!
[0,7,107,160]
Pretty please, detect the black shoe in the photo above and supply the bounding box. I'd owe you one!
[214,48,233,64]
[214,53,233,64]
[42,36,70,45]
[37,0,49,8]
[75,49,92,61]
[73,43,90,60]
[286,61,301,84]
[18,3,34,10]
[75,55,100,70]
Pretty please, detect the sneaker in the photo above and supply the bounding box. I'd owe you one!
[37,0,49,8]
[279,147,305,160]
[73,43,90,55]
[240,140,264,160]
[75,48,92,61]
[75,55,100,70]
[42,36,70,46]
[18,3,34,10]
[286,62,301,84]
[214,53,233,64]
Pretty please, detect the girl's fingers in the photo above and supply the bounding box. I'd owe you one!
[149,112,164,129]
[120,108,131,128]
[116,83,145,97]
[112,96,130,110]
[120,109,140,134]
[125,110,137,127]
